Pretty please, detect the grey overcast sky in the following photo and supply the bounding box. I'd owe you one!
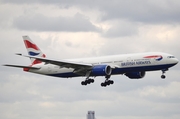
[0,0,180,119]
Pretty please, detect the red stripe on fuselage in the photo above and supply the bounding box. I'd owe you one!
[24,40,39,50]
[144,55,161,58]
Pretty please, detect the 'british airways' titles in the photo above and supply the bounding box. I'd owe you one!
[121,61,151,66]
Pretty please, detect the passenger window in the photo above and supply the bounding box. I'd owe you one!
[167,56,175,58]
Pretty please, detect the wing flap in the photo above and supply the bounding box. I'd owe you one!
[3,64,40,69]
[18,54,93,69]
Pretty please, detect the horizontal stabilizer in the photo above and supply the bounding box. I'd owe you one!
[3,64,40,69]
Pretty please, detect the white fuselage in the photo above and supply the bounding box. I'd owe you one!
[27,52,178,78]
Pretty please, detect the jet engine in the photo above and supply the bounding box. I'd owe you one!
[91,65,112,76]
[125,71,146,79]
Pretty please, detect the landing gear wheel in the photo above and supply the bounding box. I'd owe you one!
[81,81,84,85]
[110,80,114,84]
[106,81,110,86]
[101,82,106,87]
[81,81,87,85]
[161,75,166,79]
[161,69,168,79]
[86,80,91,84]
[90,79,94,83]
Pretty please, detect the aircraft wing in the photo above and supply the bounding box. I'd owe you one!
[19,54,93,70]
[3,64,40,69]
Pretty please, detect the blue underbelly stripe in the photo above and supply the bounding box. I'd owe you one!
[47,63,176,78]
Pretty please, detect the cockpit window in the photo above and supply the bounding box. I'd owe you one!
[167,56,175,58]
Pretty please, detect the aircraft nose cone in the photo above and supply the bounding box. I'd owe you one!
[174,58,179,64]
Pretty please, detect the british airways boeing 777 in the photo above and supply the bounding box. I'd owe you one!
[3,36,179,87]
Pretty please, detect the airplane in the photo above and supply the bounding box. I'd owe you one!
[3,36,179,87]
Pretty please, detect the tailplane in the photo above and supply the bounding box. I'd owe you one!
[23,36,46,65]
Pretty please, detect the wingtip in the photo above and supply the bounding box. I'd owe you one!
[2,64,10,67]
[15,53,22,56]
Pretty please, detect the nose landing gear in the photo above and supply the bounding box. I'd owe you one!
[161,69,168,79]
[161,74,166,79]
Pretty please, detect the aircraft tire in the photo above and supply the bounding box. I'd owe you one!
[86,80,91,84]
[110,80,114,84]
[101,83,106,87]
[106,81,110,86]
[90,79,94,83]
[161,75,166,79]
[81,81,87,85]
[81,81,85,85]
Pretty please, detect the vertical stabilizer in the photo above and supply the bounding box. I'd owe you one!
[23,36,46,65]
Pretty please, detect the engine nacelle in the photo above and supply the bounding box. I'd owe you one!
[125,71,146,79]
[91,65,112,76]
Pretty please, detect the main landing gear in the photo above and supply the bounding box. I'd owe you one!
[81,71,114,87]
[161,69,168,79]
[101,75,114,87]
[81,78,94,85]
[81,71,95,86]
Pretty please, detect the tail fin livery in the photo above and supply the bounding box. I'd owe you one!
[23,36,46,65]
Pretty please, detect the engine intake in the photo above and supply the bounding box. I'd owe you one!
[125,71,146,79]
[91,65,112,76]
